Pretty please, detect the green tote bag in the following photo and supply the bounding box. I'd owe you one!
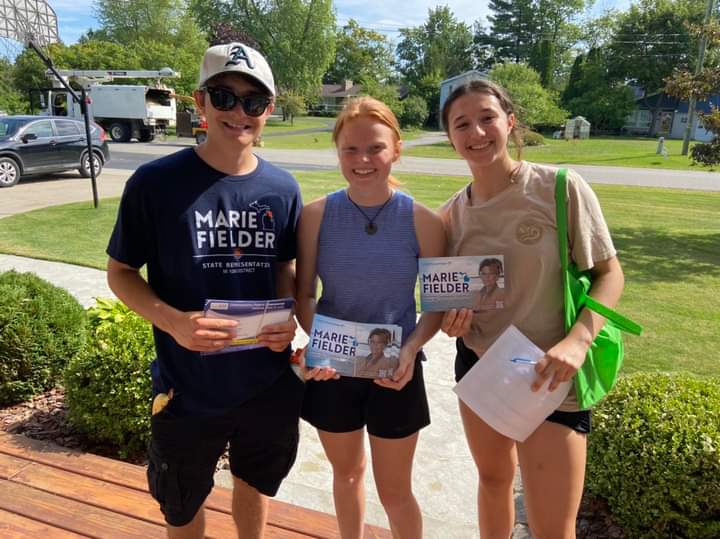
[555,168,642,410]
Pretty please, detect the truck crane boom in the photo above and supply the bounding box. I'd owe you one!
[48,68,179,88]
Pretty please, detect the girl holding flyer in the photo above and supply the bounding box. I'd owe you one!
[296,96,445,538]
[438,79,626,538]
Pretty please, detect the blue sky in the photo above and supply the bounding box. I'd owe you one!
[48,0,631,46]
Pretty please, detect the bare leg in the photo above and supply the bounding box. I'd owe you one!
[459,400,517,539]
[318,428,367,539]
[369,432,422,539]
[167,508,204,539]
[518,420,586,539]
[232,476,268,539]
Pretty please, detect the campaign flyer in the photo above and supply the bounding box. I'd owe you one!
[305,314,402,379]
[419,255,506,312]
[202,298,294,354]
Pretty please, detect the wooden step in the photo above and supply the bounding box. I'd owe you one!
[0,480,166,538]
[0,432,391,538]
[0,508,90,538]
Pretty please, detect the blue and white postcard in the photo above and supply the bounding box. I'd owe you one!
[419,255,506,312]
[306,314,402,379]
[202,298,295,354]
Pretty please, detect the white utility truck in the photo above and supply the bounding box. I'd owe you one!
[40,69,179,142]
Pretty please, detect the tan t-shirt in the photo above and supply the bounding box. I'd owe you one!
[439,161,616,411]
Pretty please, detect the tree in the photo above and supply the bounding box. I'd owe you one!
[476,0,536,63]
[0,59,27,114]
[607,0,703,135]
[92,0,207,95]
[397,6,474,124]
[324,20,395,85]
[529,38,555,87]
[666,19,720,163]
[360,79,404,121]
[94,0,186,45]
[399,96,429,128]
[489,62,568,127]
[475,0,586,84]
[206,22,260,48]
[276,93,305,124]
[563,48,636,131]
[190,0,336,100]
[562,53,584,104]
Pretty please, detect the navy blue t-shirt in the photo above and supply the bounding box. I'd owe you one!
[107,148,302,413]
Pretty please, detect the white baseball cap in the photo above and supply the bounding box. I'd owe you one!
[198,42,275,96]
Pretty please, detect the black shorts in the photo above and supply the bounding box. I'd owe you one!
[146,367,304,527]
[301,353,430,439]
[455,338,591,434]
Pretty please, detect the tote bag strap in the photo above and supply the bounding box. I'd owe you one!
[555,168,642,336]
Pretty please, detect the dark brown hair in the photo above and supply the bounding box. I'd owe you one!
[479,257,503,276]
[441,79,524,157]
[368,327,392,344]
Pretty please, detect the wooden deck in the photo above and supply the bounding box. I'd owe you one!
[0,432,391,538]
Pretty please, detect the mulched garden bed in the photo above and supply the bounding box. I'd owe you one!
[1,388,624,538]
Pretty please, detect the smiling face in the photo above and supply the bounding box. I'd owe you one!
[446,93,515,169]
[368,334,388,359]
[480,266,499,287]
[193,73,274,149]
[336,116,401,188]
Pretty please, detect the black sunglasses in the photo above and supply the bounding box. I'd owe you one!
[202,86,272,117]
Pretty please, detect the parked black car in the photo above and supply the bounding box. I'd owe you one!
[0,115,111,188]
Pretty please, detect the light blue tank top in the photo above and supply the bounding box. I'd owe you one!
[316,189,420,342]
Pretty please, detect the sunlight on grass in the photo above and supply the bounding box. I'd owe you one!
[405,137,711,171]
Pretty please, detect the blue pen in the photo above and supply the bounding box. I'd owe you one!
[510,357,537,365]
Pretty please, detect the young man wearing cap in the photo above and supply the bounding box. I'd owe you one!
[106,43,304,538]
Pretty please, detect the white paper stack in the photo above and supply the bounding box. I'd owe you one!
[453,325,571,442]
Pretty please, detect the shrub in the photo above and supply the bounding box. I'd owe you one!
[399,96,428,129]
[0,271,86,405]
[690,140,720,166]
[522,130,545,146]
[587,373,720,538]
[64,299,154,456]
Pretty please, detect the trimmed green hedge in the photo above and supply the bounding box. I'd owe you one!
[587,373,720,538]
[64,299,154,456]
[0,271,86,405]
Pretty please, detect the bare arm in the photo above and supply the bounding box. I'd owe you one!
[106,257,236,352]
[376,202,446,390]
[294,198,338,380]
[532,256,625,391]
[295,198,325,334]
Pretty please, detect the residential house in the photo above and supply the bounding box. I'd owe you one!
[624,92,719,141]
[313,80,363,115]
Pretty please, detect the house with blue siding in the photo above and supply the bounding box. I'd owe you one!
[624,92,719,141]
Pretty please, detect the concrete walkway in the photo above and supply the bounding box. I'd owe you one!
[0,252,530,538]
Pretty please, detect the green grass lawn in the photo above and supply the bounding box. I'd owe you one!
[262,128,430,150]
[0,173,717,377]
[405,136,712,171]
[262,115,333,135]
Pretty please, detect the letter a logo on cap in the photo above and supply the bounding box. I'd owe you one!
[226,44,255,69]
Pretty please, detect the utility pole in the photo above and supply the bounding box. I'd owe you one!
[682,0,717,156]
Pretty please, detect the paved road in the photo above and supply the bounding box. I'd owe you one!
[110,137,720,189]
